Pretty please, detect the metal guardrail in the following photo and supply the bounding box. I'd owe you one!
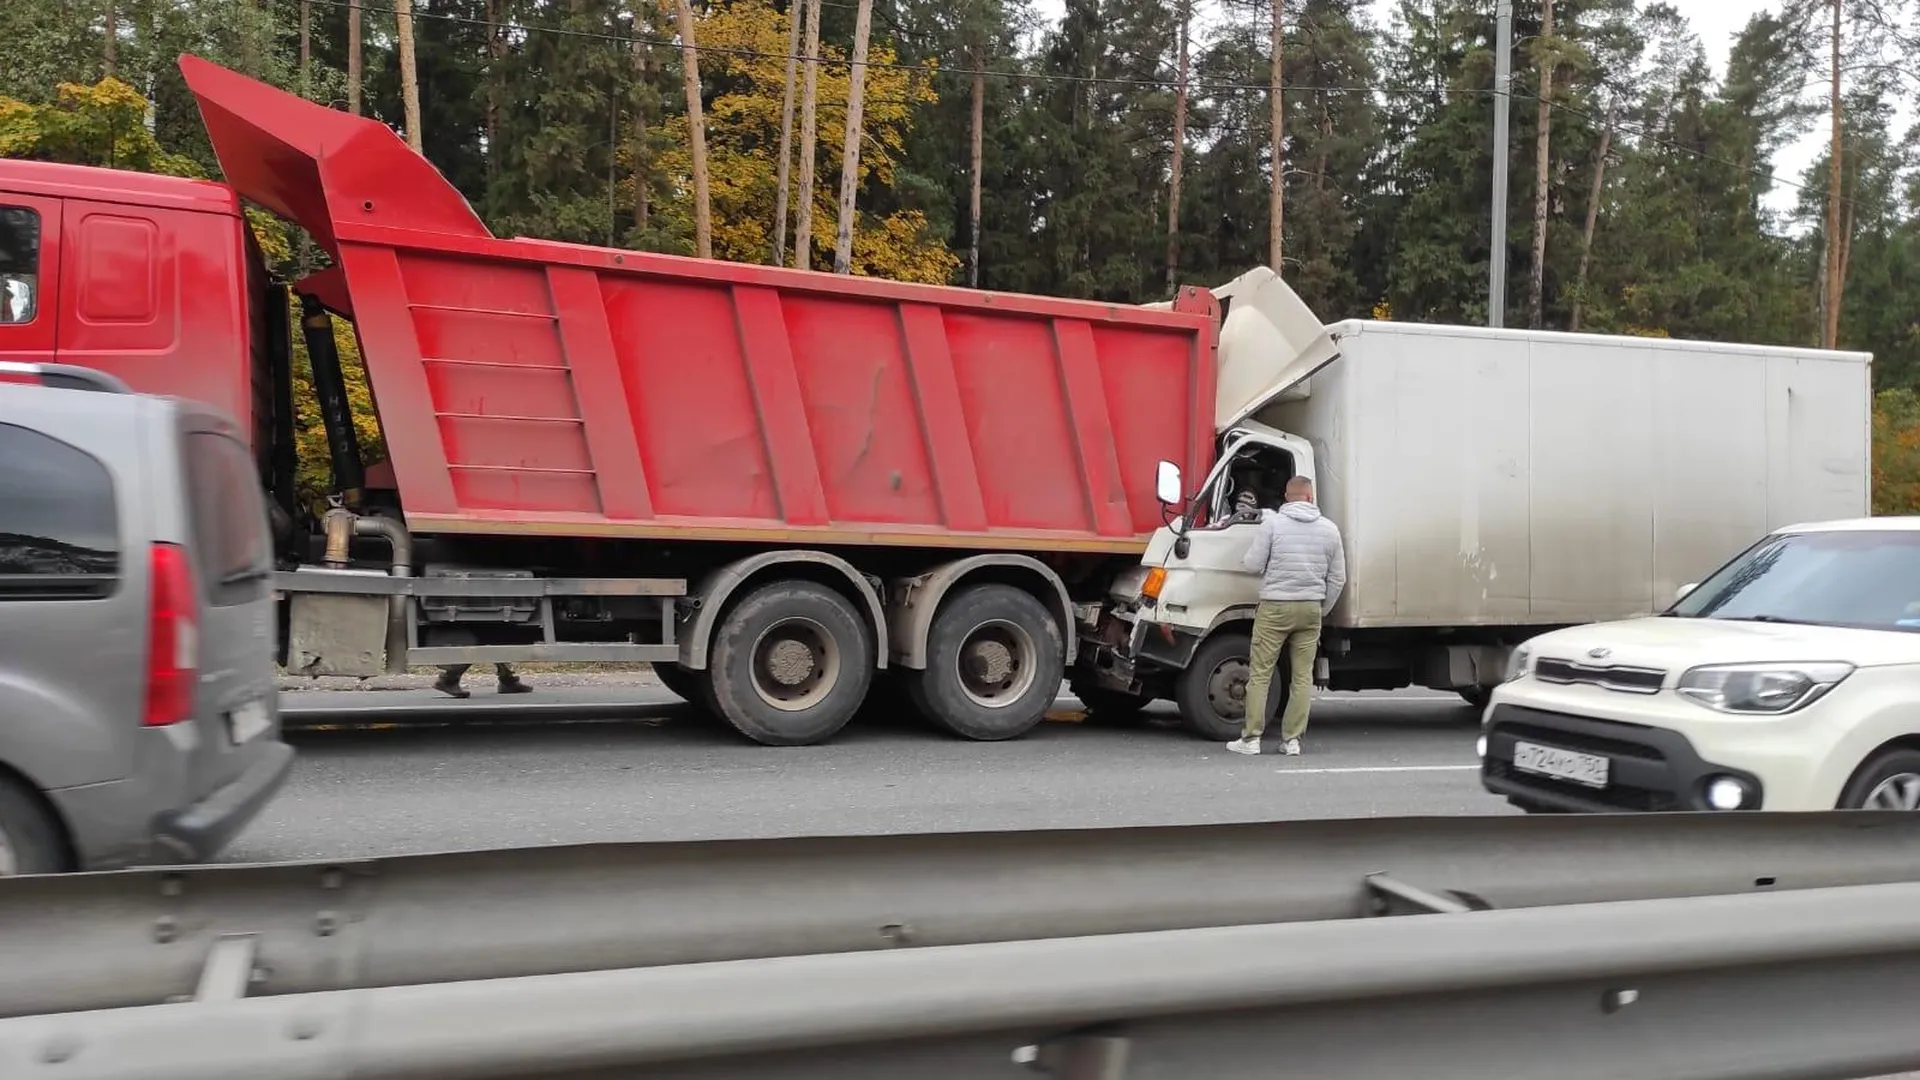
[3,812,1920,1021]
[5,880,1920,1079]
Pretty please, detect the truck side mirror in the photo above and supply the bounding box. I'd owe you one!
[1155,461,1183,506]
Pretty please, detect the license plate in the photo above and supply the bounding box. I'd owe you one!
[228,699,272,744]
[1511,740,1609,788]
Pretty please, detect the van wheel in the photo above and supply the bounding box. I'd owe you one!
[0,776,67,876]
[1175,632,1280,742]
[910,585,1063,741]
[709,582,874,746]
[1838,749,1920,810]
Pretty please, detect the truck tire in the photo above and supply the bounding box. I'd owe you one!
[909,585,1064,741]
[1175,631,1281,742]
[708,582,874,746]
[1458,686,1491,708]
[0,775,67,876]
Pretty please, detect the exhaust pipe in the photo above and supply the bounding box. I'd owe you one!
[351,514,415,675]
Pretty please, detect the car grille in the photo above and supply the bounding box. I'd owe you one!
[1484,706,1694,813]
[1534,657,1666,694]
[1500,719,1663,762]
[1484,760,1684,812]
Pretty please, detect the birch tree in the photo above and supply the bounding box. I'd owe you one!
[793,0,823,268]
[674,0,713,258]
[771,0,804,264]
[832,0,875,274]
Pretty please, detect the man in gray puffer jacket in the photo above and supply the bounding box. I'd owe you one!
[1229,476,1346,756]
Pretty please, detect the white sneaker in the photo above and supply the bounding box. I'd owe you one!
[1281,738,1302,756]
[1226,737,1261,756]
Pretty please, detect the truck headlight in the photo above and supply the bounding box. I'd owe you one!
[1676,662,1854,715]
[1504,645,1533,683]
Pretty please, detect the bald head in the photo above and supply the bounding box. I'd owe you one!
[1284,476,1315,504]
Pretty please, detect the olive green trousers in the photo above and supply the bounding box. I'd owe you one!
[1241,600,1321,741]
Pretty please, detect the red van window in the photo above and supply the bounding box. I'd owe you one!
[0,207,41,326]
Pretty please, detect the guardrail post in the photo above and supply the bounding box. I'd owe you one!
[1364,872,1482,916]
[1013,1027,1131,1079]
[193,935,260,1002]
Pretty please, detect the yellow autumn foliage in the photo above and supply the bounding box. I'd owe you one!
[0,79,202,177]
[651,0,958,284]
[287,300,389,514]
[1873,389,1920,516]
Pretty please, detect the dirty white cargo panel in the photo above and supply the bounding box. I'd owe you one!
[1258,322,1872,629]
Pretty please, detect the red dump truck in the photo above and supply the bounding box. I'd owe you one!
[0,56,1221,746]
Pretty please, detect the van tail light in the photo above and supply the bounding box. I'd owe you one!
[143,543,199,727]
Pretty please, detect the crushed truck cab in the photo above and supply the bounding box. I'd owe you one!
[1082,270,1872,741]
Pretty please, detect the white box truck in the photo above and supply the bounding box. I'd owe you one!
[1074,268,1874,740]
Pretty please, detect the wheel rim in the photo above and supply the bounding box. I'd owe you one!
[1203,656,1250,722]
[954,618,1039,709]
[749,617,841,712]
[1864,773,1920,810]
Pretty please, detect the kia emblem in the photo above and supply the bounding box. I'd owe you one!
[1587,647,1612,660]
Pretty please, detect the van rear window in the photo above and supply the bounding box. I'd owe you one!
[0,423,119,600]
[182,430,272,606]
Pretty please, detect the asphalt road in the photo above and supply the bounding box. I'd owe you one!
[227,686,1503,863]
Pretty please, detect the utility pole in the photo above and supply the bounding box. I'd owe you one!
[1488,0,1512,328]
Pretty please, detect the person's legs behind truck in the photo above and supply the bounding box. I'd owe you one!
[434,662,532,699]
[1229,600,1321,756]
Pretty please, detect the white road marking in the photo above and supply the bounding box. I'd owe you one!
[1269,764,1480,775]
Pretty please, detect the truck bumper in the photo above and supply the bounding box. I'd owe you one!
[1078,609,1203,692]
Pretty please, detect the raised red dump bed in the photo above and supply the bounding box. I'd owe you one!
[181,57,1220,555]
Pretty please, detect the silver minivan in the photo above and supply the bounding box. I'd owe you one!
[0,363,292,874]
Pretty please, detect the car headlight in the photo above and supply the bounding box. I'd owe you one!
[1504,645,1533,683]
[1675,662,1854,715]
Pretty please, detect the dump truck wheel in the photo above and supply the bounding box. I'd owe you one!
[708,581,873,746]
[910,585,1063,741]
[1175,632,1281,742]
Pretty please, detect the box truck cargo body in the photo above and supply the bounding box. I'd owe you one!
[0,57,1875,749]
[1079,269,1873,739]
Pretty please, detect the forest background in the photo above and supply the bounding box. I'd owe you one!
[3,0,1919,510]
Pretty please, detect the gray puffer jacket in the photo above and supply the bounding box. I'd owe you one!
[1241,501,1347,613]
